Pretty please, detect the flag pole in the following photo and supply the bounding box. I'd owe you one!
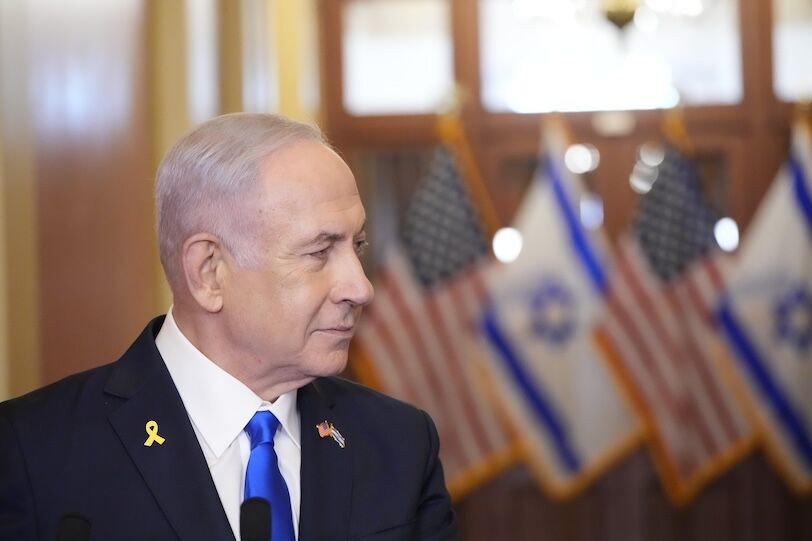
[795,100,812,140]
[435,85,502,238]
[540,113,576,148]
[662,106,694,156]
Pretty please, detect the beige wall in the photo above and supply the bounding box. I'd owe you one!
[0,0,40,400]
[0,90,7,401]
[0,0,160,395]
[149,0,193,309]
[30,0,161,386]
[273,0,321,123]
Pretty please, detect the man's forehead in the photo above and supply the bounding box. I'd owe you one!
[258,142,358,206]
[260,139,348,180]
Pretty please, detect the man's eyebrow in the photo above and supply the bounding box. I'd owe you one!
[300,221,367,247]
[303,231,345,246]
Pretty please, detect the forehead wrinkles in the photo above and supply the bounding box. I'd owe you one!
[263,194,366,243]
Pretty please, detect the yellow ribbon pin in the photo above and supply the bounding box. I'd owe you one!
[143,420,166,447]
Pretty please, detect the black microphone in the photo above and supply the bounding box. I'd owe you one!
[240,497,271,541]
[55,513,91,541]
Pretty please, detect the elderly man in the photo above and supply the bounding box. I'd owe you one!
[0,113,457,540]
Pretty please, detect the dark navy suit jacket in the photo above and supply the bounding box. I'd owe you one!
[0,317,458,540]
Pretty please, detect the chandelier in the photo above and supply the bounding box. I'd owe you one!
[511,0,713,31]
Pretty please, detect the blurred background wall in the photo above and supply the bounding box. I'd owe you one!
[0,0,321,396]
[1,1,810,539]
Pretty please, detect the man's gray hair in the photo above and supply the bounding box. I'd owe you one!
[155,112,324,290]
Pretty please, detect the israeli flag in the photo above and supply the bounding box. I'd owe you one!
[719,125,812,491]
[480,138,641,495]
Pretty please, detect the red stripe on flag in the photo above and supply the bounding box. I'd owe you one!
[425,292,494,458]
[363,306,420,404]
[615,246,719,459]
[601,289,696,478]
[378,266,469,473]
[467,264,491,309]
[670,273,741,444]
[663,286,737,447]
[445,268,509,451]
[703,255,726,292]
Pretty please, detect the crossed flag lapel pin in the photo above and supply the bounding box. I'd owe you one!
[316,420,345,449]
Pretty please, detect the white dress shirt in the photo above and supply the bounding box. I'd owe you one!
[156,309,301,541]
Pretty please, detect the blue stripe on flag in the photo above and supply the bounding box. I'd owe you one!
[789,154,812,238]
[718,302,812,471]
[546,160,608,294]
[482,308,582,473]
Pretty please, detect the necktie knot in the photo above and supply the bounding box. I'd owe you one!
[244,411,281,449]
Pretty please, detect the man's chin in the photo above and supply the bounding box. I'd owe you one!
[306,348,349,378]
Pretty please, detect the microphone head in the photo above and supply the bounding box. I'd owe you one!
[55,513,91,541]
[240,497,271,541]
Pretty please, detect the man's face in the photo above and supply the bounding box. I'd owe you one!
[220,139,373,384]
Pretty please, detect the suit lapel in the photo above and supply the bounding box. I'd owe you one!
[298,380,353,541]
[105,318,234,541]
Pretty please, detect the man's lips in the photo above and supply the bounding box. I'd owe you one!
[318,325,356,337]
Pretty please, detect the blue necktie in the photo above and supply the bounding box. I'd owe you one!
[244,411,295,541]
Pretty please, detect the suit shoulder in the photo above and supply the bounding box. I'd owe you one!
[316,376,428,421]
[0,363,112,423]
[1,316,166,422]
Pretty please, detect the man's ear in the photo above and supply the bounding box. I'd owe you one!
[181,233,226,313]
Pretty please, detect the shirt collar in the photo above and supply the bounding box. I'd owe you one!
[156,308,301,458]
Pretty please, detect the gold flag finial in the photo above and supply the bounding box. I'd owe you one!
[541,113,576,149]
[795,100,812,138]
[662,106,694,156]
[437,82,469,118]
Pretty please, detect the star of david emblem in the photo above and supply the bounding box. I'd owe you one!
[774,285,812,354]
[528,278,576,345]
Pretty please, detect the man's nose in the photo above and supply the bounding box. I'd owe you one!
[337,252,374,307]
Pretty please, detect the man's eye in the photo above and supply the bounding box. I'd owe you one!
[309,247,330,259]
[355,240,369,256]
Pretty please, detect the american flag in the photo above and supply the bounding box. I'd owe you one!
[596,147,753,503]
[356,143,515,499]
